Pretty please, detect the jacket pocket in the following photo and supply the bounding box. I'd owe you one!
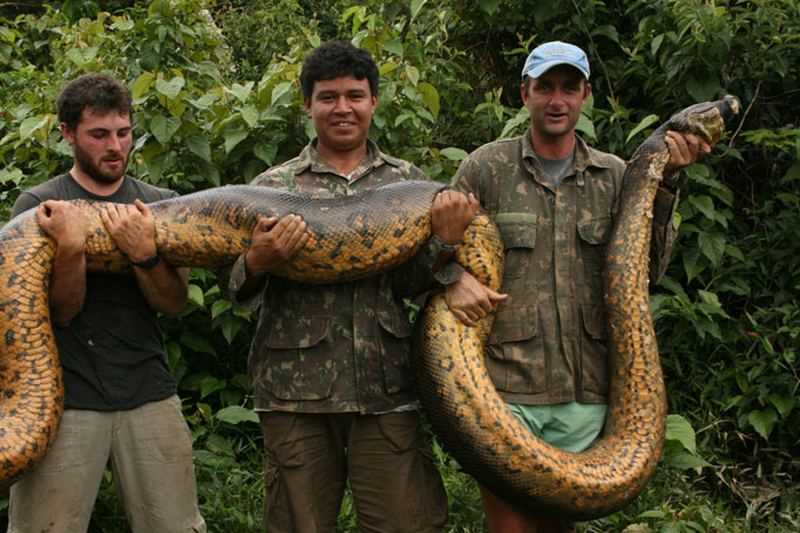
[261,316,336,401]
[580,303,609,396]
[494,214,537,280]
[486,304,546,394]
[377,304,413,394]
[577,215,613,245]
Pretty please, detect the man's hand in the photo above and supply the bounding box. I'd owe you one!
[244,214,309,277]
[36,200,89,253]
[445,271,507,327]
[431,190,480,245]
[663,131,712,177]
[100,199,157,263]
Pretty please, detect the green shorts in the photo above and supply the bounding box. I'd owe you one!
[507,402,607,453]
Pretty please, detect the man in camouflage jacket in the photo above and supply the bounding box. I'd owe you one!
[444,41,711,533]
[227,41,477,533]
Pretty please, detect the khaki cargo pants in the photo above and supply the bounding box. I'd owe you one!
[259,410,448,533]
[8,395,206,533]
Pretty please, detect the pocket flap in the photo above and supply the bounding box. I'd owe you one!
[581,304,607,340]
[265,316,330,349]
[377,308,412,338]
[577,216,613,245]
[489,304,538,344]
[495,214,537,250]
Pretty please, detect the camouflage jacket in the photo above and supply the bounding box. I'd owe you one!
[229,140,448,413]
[452,131,678,405]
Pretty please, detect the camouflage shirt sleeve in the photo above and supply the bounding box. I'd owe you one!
[221,171,294,309]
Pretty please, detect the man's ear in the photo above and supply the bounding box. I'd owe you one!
[583,81,592,101]
[59,123,76,145]
[520,80,529,104]
[303,97,312,115]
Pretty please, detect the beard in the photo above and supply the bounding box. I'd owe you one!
[73,142,128,184]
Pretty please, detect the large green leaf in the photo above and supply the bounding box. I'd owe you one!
[666,414,696,454]
[150,115,181,144]
[155,75,185,99]
[216,405,258,425]
[748,407,778,440]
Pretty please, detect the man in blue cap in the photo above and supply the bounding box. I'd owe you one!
[444,41,711,532]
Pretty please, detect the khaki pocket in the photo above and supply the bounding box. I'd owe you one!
[377,307,413,394]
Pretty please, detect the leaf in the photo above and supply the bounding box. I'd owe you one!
[155,75,185,99]
[216,405,259,425]
[131,72,155,102]
[665,414,696,453]
[224,124,249,154]
[228,81,253,103]
[686,74,722,102]
[748,407,778,440]
[698,231,726,266]
[271,82,293,107]
[186,134,211,162]
[180,332,216,356]
[253,142,278,165]
[240,105,259,128]
[768,395,795,418]
[576,113,596,141]
[187,284,204,307]
[440,147,468,161]
[688,194,716,220]
[210,299,232,320]
[19,115,49,140]
[405,65,420,86]
[199,376,226,399]
[410,0,428,20]
[417,82,440,118]
[651,34,665,56]
[150,115,181,144]
[626,114,660,144]
[665,451,710,471]
[383,37,403,56]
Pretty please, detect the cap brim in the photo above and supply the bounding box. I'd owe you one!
[526,60,589,80]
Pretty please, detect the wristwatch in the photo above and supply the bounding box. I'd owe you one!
[428,235,463,286]
[429,234,459,255]
[131,253,161,270]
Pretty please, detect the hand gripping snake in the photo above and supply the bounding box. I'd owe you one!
[0,97,738,517]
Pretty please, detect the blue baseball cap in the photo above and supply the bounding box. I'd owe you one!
[521,41,590,80]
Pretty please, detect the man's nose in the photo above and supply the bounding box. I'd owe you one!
[107,133,123,152]
[333,96,351,113]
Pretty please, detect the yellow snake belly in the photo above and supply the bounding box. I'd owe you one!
[0,97,738,518]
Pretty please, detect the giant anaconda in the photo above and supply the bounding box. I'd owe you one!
[0,97,738,516]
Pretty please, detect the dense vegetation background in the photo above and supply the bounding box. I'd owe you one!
[0,0,798,531]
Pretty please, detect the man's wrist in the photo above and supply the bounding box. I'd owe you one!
[131,253,160,270]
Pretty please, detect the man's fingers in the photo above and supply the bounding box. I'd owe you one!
[452,309,477,327]
[134,198,151,217]
[488,289,509,302]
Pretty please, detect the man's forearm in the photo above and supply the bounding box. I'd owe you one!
[49,247,87,326]
[134,262,189,316]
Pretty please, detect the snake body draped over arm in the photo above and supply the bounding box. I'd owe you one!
[0,97,738,517]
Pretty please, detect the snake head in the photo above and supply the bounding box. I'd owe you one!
[666,95,740,145]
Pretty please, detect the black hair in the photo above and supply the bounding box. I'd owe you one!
[300,41,379,99]
[56,73,132,131]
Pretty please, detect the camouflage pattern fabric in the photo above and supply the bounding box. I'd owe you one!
[229,140,444,413]
[451,131,677,405]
